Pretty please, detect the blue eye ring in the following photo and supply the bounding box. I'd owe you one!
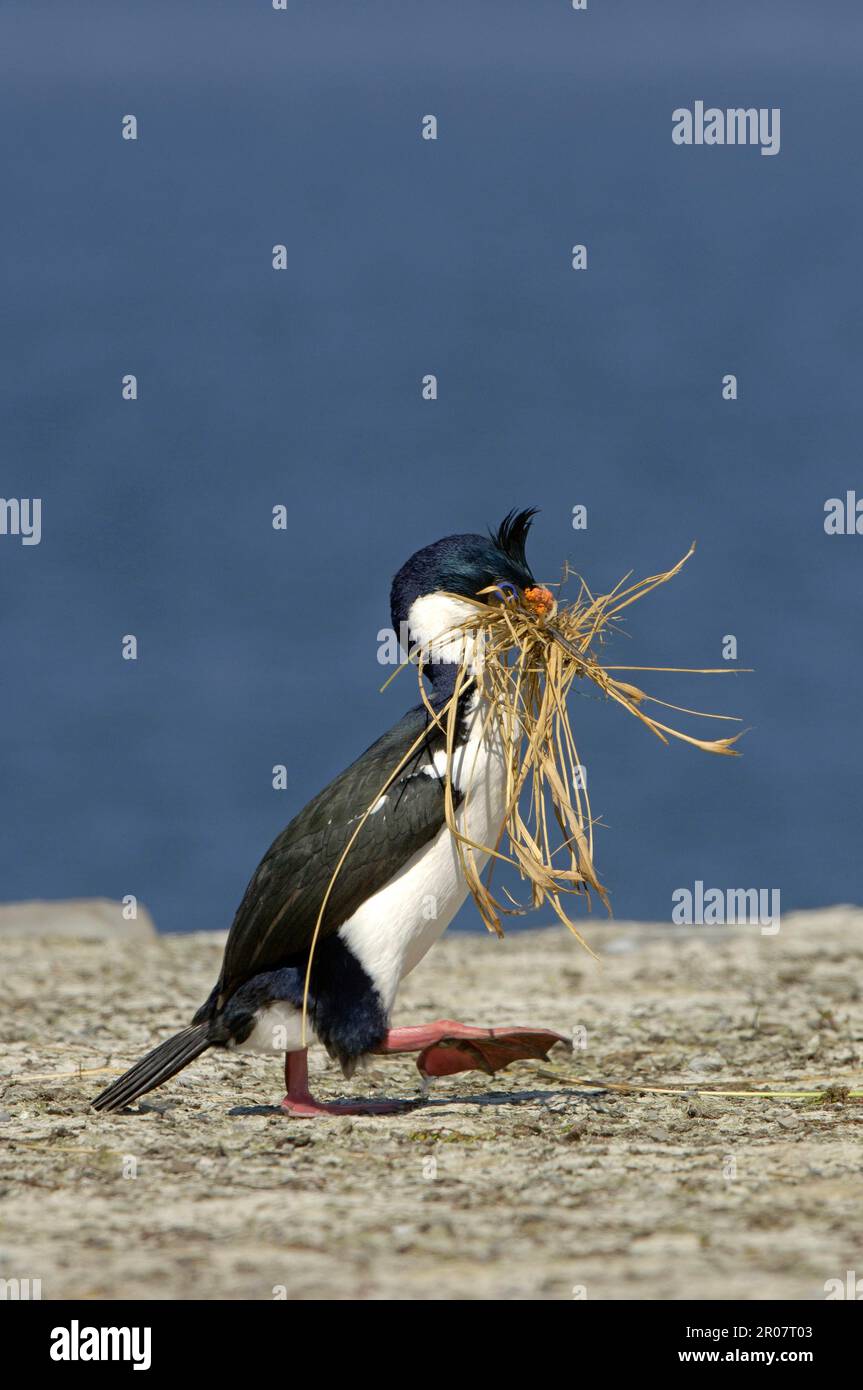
[494,580,518,601]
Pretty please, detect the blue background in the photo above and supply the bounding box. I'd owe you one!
[2,1,860,933]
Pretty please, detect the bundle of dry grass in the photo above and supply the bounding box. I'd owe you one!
[420,543,744,951]
[302,544,744,1023]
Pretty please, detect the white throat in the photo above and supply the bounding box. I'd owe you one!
[405,592,485,677]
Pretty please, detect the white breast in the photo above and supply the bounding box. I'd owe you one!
[338,690,508,1014]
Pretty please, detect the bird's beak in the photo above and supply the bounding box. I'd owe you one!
[524,585,556,618]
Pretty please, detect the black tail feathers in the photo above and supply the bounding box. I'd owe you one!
[92,1024,211,1113]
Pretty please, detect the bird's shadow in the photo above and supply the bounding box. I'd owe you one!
[228,1086,601,1118]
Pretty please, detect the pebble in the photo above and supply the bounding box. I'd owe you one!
[686,1052,725,1073]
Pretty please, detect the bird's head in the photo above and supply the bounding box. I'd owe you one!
[389,509,554,685]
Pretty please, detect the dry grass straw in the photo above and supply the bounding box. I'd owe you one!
[531,1068,862,1102]
[301,544,745,1037]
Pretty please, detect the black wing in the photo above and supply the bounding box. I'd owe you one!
[214,703,461,1003]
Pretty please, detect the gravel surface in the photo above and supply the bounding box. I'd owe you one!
[1,907,861,1301]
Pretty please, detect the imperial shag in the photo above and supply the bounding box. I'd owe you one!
[93,510,568,1117]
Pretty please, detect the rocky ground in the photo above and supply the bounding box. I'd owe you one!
[1,906,861,1301]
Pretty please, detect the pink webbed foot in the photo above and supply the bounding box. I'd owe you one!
[377,1020,571,1078]
[280,1049,418,1119]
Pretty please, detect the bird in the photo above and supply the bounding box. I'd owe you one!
[93,509,569,1117]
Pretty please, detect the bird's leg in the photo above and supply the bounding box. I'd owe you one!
[375,1020,571,1078]
[280,1048,417,1118]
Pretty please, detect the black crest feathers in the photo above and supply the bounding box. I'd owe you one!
[490,508,538,571]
